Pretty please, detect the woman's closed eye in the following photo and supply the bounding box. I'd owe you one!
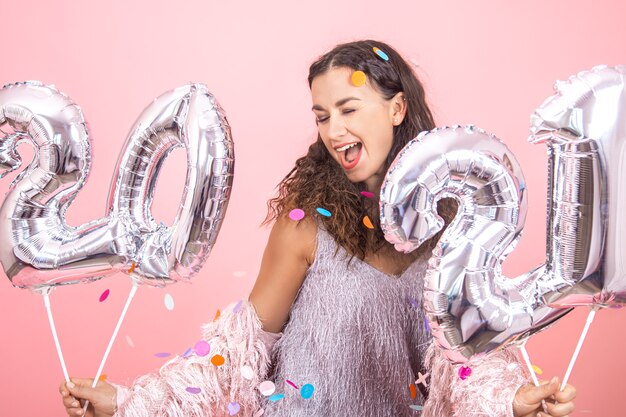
[315,109,355,125]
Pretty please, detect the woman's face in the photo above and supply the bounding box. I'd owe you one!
[311,67,405,191]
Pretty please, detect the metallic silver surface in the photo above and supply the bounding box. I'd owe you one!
[0,82,233,290]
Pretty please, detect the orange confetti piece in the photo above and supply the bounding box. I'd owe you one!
[532,365,543,375]
[211,354,225,366]
[409,383,417,399]
[128,262,137,274]
[99,374,107,382]
[363,215,374,229]
[214,309,221,321]
[351,70,366,87]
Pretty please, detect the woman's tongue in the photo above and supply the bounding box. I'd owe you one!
[343,143,361,164]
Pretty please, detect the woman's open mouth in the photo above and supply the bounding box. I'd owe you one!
[335,142,363,170]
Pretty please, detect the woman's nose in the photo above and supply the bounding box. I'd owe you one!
[328,115,347,139]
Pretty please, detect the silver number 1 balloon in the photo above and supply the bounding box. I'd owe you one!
[0,82,234,291]
[380,64,625,363]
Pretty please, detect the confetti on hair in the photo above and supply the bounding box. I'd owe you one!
[458,365,472,380]
[125,335,135,348]
[186,387,201,394]
[409,383,417,399]
[214,309,221,321]
[409,298,419,309]
[182,347,193,358]
[259,380,276,396]
[316,207,332,217]
[127,262,137,274]
[227,402,241,415]
[289,208,305,221]
[415,371,429,387]
[532,364,543,375]
[99,374,107,382]
[300,383,314,399]
[285,379,298,389]
[194,340,210,357]
[363,215,374,229]
[211,354,225,366]
[360,191,374,198]
[241,365,254,380]
[410,405,424,411]
[233,300,243,313]
[99,289,110,302]
[154,352,171,358]
[268,393,285,402]
[424,317,431,333]
[373,47,389,61]
[164,293,174,310]
[351,70,366,87]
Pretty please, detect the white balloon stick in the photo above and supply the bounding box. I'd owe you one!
[561,306,598,391]
[43,291,70,382]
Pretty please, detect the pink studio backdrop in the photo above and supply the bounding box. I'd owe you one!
[1,1,624,415]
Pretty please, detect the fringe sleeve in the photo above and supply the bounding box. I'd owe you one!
[113,300,275,417]
[422,342,530,417]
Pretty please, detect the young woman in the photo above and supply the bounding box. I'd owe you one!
[60,40,577,417]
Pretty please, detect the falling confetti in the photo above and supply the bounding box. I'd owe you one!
[182,347,193,358]
[241,365,254,380]
[186,387,201,394]
[532,365,543,375]
[214,309,221,321]
[363,215,374,229]
[351,70,366,87]
[300,383,314,399]
[289,208,305,221]
[409,383,417,399]
[99,374,107,382]
[258,381,276,396]
[125,335,135,348]
[233,270,247,278]
[458,366,472,380]
[360,191,375,198]
[415,372,429,387]
[127,262,137,274]
[227,402,241,415]
[316,207,332,217]
[154,352,171,358]
[164,293,174,311]
[211,354,225,366]
[268,393,285,402]
[233,300,243,313]
[195,341,210,357]
[373,47,389,61]
[99,289,110,302]
[286,379,298,389]
[410,405,424,411]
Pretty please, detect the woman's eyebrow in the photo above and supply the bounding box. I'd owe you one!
[312,97,361,111]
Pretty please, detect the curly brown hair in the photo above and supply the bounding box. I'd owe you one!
[265,40,456,261]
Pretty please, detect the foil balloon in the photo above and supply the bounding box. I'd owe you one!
[380,65,625,364]
[0,82,234,290]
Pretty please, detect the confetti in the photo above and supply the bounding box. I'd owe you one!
[125,335,135,348]
[532,365,543,375]
[409,383,417,399]
[214,309,221,321]
[211,354,225,366]
[186,387,201,394]
[127,262,137,274]
[233,270,246,278]
[363,215,374,229]
[423,317,430,333]
[351,70,366,87]
[99,289,110,302]
[154,352,171,358]
[289,208,305,221]
[409,298,419,309]
[458,366,472,380]
[182,347,194,358]
[373,47,389,61]
[227,402,241,415]
[258,381,276,396]
[286,379,298,389]
[241,365,254,380]
[164,293,174,311]
[360,191,374,198]
[233,300,243,313]
[194,340,210,357]
[99,374,107,382]
[316,207,332,217]
[410,405,424,411]
[300,383,314,399]
[268,393,285,402]
[415,372,429,387]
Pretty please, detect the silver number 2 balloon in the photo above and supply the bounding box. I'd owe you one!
[0,81,234,291]
[380,65,625,363]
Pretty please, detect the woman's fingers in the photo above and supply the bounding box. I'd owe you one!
[545,399,575,416]
[555,383,577,403]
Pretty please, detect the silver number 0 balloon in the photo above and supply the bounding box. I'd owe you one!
[0,81,234,290]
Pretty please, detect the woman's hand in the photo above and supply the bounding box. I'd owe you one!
[59,378,117,417]
[513,377,577,417]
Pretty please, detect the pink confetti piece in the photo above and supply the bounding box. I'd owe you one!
[285,379,298,389]
[232,270,247,278]
[154,352,171,358]
[458,366,472,380]
[360,191,374,198]
[258,380,276,396]
[99,289,110,302]
[125,335,135,348]
[186,387,201,394]
[194,340,210,357]
[288,208,305,221]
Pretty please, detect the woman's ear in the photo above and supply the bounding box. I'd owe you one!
[391,92,407,126]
